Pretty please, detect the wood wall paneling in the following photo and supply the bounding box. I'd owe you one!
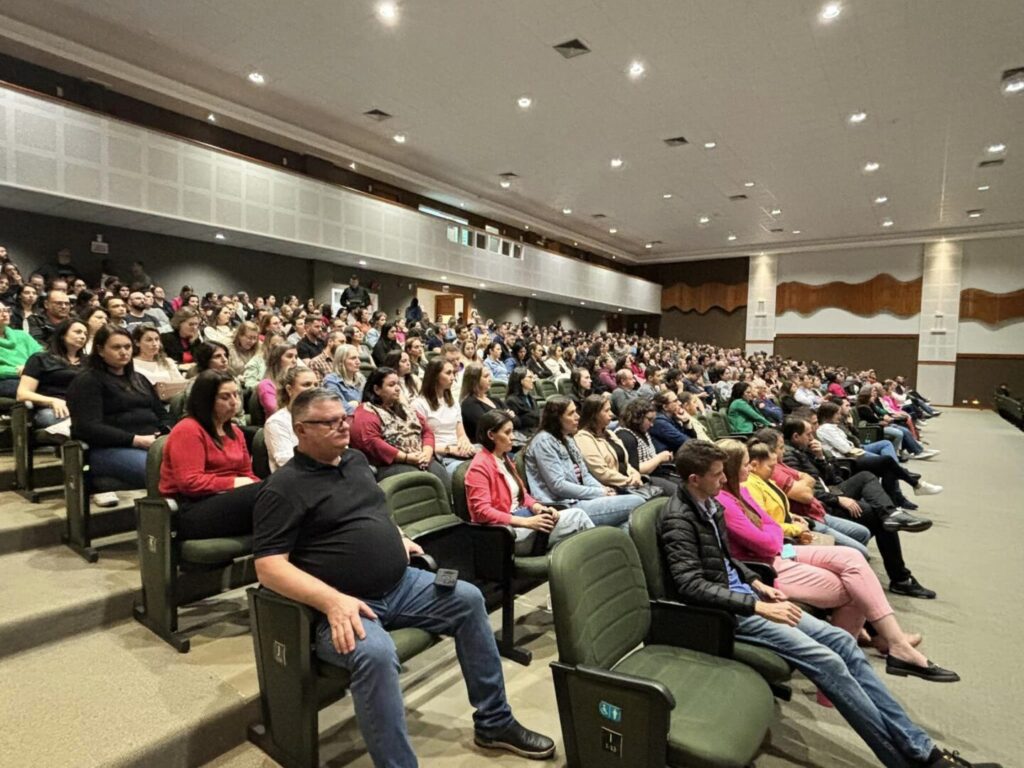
[773,334,919,379]
[776,274,922,317]
[661,307,746,349]
[959,288,1024,325]
[661,282,748,313]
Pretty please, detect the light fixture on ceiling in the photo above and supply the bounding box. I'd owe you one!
[393,133,407,143]
[499,180,512,188]
[479,282,486,288]
[580,301,586,305]
[440,275,448,280]
[743,181,755,188]
[881,218,894,228]
[608,228,618,234]
[573,241,578,246]
[531,292,537,296]
[792,230,802,234]
[1001,67,1024,95]
[977,185,990,191]
[377,1,399,24]
[848,111,867,124]
[628,60,645,78]
[524,224,530,230]
[645,242,653,249]
[662,193,673,199]
[967,209,984,219]
[863,161,880,173]
[562,207,572,215]
[206,113,217,123]
[358,259,367,266]
[349,162,357,170]
[986,143,1006,154]
[610,157,624,168]
[727,234,737,241]
[247,72,265,85]
[214,233,226,240]
[770,208,782,216]
[819,2,842,22]
[517,96,532,109]
[703,141,717,149]
[459,202,465,208]
[874,195,889,204]
[698,215,710,224]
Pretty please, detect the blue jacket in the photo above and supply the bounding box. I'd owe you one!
[650,413,690,454]
[322,373,365,415]
[484,357,509,383]
[525,431,606,504]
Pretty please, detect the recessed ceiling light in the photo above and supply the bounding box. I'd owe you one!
[531,293,537,296]
[479,282,486,288]
[524,224,530,230]
[206,113,217,123]
[358,259,367,266]
[572,241,578,246]
[819,2,842,22]
[1002,68,1024,95]
[393,133,406,144]
[459,202,465,208]
[662,193,673,199]
[214,233,226,240]
[727,234,737,241]
[967,209,984,219]
[703,141,717,149]
[698,215,710,224]
[617,308,622,312]
[610,157,624,168]
[247,72,265,85]
[499,180,512,188]
[628,61,645,78]
[770,208,782,216]
[977,185,990,191]
[608,228,618,234]
[645,242,653,249]
[517,96,532,109]
[348,162,357,170]
[562,207,572,215]
[986,143,1006,154]
[881,219,894,228]
[848,111,867,124]
[377,2,398,23]
[580,301,586,305]
[874,195,889,204]
[743,181,755,188]
[440,275,448,280]
[792,230,802,234]
[863,161,880,173]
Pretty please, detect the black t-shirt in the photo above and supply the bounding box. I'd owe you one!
[253,448,408,599]
[23,352,81,398]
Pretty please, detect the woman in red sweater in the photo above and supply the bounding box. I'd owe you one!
[464,410,592,555]
[159,369,261,540]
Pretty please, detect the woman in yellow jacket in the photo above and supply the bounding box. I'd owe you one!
[742,438,812,541]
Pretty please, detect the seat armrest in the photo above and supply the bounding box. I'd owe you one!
[742,561,777,586]
[463,522,516,583]
[409,553,438,573]
[647,599,736,658]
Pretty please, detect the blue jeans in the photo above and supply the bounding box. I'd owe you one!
[881,426,905,452]
[576,492,644,529]
[87,446,148,488]
[736,611,933,768]
[818,513,872,558]
[863,439,899,462]
[315,568,513,768]
[892,425,922,454]
[0,377,18,397]
[32,407,63,428]
[512,505,594,554]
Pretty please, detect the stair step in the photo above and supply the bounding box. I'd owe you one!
[0,616,260,768]
[0,489,142,556]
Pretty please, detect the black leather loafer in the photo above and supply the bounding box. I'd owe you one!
[886,656,960,683]
[889,576,937,599]
[476,720,556,760]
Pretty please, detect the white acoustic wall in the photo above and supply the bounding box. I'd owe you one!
[745,253,777,355]
[0,86,660,314]
[916,241,963,405]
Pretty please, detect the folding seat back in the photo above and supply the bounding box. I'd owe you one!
[378,471,461,541]
[536,378,558,400]
[247,388,267,428]
[488,380,508,400]
[251,428,271,479]
[556,377,574,397]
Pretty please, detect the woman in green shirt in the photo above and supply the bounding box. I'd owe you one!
[726,381,774,434]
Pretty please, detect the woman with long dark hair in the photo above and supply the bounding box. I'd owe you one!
[727,381,774,434]
[17,317,87,427]
[614,397,677,494]
[159,370,262,540]
[161,307,202,365]
[506,366,540,433]
[383,348,420,403]
[371,322,401,367]
[568,367,592,407]
[413,357,475,473]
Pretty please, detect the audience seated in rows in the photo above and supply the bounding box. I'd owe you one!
[256,344,297,418]
[574,394,662,500]
[264,366,318,472]
[727,381,776,434]
[412,358,476,475]
[613,397,678,495]
[16,317,85,427]
[506,366,541,433]
[383,348,420,404]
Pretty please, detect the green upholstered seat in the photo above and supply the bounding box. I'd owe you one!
[180,535,253,565]
[378,471,462,539]
[488,381,507,400]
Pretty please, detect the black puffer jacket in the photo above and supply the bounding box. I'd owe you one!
[657,487,759,617]
[782,444,843,510]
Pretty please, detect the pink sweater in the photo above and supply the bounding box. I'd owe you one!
[715,487,784,564]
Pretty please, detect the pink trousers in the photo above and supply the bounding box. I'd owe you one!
[773,545,894,638]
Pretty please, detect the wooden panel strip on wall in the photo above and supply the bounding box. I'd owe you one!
[776,274,922,317]
[959,288,1024,325]
[661,282,748,313]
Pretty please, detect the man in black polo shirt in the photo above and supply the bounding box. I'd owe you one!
[253,388,554,767]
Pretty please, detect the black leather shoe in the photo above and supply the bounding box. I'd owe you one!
[925,747,1001,767]
[889,576,937,599]
[886,656,960,682]
[882,511,932,532]
[476,720,556,760]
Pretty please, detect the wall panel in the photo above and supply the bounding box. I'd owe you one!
[773,335,919,380]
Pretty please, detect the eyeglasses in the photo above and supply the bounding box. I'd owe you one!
[299,417,348,431]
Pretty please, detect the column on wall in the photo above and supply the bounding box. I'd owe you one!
[745,253,777,355]
[915,241,963,406]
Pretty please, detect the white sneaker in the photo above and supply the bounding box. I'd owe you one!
[914,480,943,496]
[91,491,120,508]
[911,449,940,460]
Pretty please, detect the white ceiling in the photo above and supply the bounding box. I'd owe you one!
[0,0,1021,263]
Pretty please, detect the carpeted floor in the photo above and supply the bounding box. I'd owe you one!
[209,409,1024,768]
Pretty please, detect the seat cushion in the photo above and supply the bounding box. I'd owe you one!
[614,645,774,768]
[316,627,435,681]
[733,641,792,685]
[402,514,461,540]
[514,555,548,579]
[179,535,252,565]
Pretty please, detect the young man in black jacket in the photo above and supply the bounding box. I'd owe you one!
[657,440,995,768]
[782,416,937,599]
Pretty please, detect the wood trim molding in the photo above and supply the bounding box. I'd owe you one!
[959,288,1024,324]
[774,333,918,340]
[662,282,747,313]
[917,360,957,366]
[956,353,1024,360]
[776,274,922,317]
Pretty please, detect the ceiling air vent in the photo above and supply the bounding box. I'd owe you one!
[728,194,749,202]
[591,213,607,219]
[498,172,520,179]
[363,108,392,121]
[978,159,1005,168]
[553,38,591,59]
[770,228,785,233]
[663,136,689,147]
